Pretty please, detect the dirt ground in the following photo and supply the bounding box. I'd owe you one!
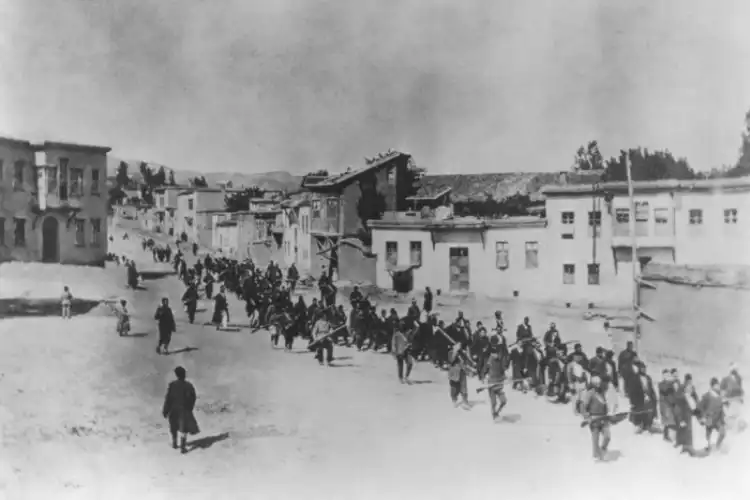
[0,222,748,500]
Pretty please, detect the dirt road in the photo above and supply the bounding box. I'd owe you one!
[0,226,748,500]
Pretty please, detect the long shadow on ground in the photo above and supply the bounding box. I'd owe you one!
[187,432,230,453]
[0,298,102,318]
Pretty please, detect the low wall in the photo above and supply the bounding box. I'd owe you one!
[644,263,750,289]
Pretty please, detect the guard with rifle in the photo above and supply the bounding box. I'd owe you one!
[448,341,471,410]
[309,310,336,366]
[581,374,617,461]
[481,336,510,420]
[392,317,416,384]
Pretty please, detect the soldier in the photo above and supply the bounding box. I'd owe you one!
[482,336,509,420]
[154,297,176,355]
[311,310,335,366]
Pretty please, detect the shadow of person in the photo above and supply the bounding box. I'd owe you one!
[127,332,149,338]
[187,432,230,452]
[498,413,522,424]
[600,449,623,462]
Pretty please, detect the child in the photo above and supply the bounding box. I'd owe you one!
[61,286,73,319]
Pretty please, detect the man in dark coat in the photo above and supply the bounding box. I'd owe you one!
[516,316,533,343]
[617,341,638,390]
[181,282,199,324]
[658,369,676,442]
[423,287,433,314]
[626,361,657,432]
[155,297,176,355]
[287,264,299,295]
[588,347,608,379]
[162,366,200,453]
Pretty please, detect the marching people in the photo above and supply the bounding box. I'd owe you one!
[658,369,677,442]
[581,375,616,462]
[698,377,728,452]
[482,336,509,420]
[311,310,335,366]
[626,361,657,433]
[423,287,433,314]
[162,366,200,454]
[181,281,199,324]
[154,297,176,355]
[212,286,229,330]
[392,318,414,384]
[287,263,299,295]
[448,342,471,410]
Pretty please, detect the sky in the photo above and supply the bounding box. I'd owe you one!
[1,0,749,175]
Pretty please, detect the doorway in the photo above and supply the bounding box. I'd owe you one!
[42,216,59,263]
[449,247,470,291]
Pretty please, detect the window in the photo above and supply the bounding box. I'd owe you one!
[59,158,69,200]
[724,209,738,224]
[14,218,25,247]
[91,168,100,194]
[587,263,600,285]
[689,209,703,225]
[410,241,422,266]
[75,219,85,246]
[525,241,539,269]
[14,161,24,190]
[0,217,4,246]
[615,208,630,224]
[70,167,83,197]
[47,166,58,197]
[90,218,101,246]
[561,211,575,239]
[654,208,671,236]
[588,210,601,237]
[495,241,509,269]
[312,200,321,218]
[387,167,396,185]
[188,199,194,211]
[634,201,649,221]
[386,241,398,268]
[563,264,575,284]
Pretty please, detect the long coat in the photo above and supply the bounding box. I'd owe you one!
[154,305,176,343]
[658,380,676,428]
[212,293,228,324]
[673,386,694,449]
[162,379,200,435]
[627,374,658,427]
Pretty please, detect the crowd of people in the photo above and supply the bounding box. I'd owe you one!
[118,234,745,461]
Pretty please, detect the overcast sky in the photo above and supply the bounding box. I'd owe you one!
[1,0,749,175]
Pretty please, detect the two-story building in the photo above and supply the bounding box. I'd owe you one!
[0,137,109,265]
[306,151,413,283]
[279,198,311,272]
[152,185,185,237]
[174,188,229,243]
[370,212,548,298]
[541,176,750,303]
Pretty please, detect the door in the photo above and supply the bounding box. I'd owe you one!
[449,247,470,291]
[42,216,59,263]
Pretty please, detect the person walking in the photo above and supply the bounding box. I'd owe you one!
[61,285,73,319]
[155,297,176,355]
[162,366,200,453]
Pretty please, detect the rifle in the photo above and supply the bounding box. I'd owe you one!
[307,324,348,351]
[580,409,652,428]
[435,326,478,374]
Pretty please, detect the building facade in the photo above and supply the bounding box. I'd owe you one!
[0,137,110,266]
[370,214,550,299]
[307,151,412,282]
[174,188,227,242]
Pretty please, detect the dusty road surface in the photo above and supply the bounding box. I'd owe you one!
[1,225,748,500]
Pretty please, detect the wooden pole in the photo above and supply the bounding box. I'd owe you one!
[624,154,640,351]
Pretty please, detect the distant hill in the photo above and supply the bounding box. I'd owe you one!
[106,156,304,192]
[418,170,602,202]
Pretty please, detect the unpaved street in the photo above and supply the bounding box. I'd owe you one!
[1,227,748,500]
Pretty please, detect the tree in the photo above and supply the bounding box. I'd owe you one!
[115,161,129,187]
[190,176,208,188]
[602,147,696,182]
[224,186,266,212]
[139,162,152,185]
[168,170,176,185]
[714,109,750,178]
[152,166,167,186]
[108,185,126,206]
[572,140,605,171]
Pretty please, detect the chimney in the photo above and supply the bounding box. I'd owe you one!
[558,171,569,184]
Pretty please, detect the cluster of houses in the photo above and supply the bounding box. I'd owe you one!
[4,134,750,307]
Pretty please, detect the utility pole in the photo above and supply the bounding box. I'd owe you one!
[625,154,640,351]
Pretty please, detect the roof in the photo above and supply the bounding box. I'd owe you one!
[0,135,32,147]
[196,209,231,214]
[406,186,452,201]
[281,199,311,209]
[542,176,750,197]
[40,140,111,154]
[250,198,277,203]
[153,185,190,192]
[307,151,410,191]
[368,213,546,230]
